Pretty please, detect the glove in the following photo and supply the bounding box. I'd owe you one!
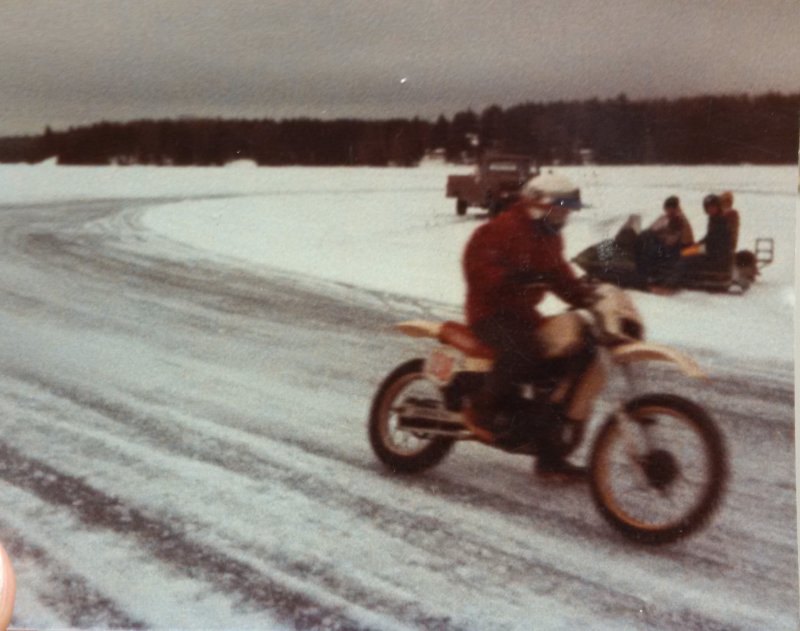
[570,282,599,309]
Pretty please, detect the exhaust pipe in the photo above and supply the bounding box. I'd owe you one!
[397,398,469,437]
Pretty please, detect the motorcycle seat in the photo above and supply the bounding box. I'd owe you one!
[439,321,496,360]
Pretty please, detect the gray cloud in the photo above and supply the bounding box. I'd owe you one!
[1,0,798,135]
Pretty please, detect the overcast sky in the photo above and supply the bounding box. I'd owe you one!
[2,0,799,136]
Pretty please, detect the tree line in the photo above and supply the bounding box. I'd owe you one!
[0,92,797,166]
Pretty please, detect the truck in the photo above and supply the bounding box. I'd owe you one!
[445,152,538,217]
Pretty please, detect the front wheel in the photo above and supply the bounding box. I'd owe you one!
[589,394,727,544]
[368,359,455,473]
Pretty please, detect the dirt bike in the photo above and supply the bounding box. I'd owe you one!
[368,284,727,544]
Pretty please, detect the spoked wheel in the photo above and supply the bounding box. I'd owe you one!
[368,359,455,473]
[589,394,727,544]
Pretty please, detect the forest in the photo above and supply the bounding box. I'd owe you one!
[0,92,797,166]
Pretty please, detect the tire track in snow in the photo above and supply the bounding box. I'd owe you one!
[2,322,793,628]
[19,226,405,335]
[0,523,146,628]
[0,441,380,631]
[11,360,795,600]
[0,373,465,630]
[2,370,767,631]
[1,194,795,629]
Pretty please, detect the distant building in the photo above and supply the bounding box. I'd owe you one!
[423,148,447,163]
[579,148,595,165]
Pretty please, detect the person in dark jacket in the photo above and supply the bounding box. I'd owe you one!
[692,194,735,267]
[719,190,740,251]
[462,172,594,479]
[666,194,734,286]
[636,195,695,284]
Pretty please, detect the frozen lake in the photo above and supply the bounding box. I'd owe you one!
[0,163,795,629]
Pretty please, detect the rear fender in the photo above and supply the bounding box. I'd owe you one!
[610,342,707,380]
[395,322,492,382]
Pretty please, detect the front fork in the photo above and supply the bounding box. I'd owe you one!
[611,364,650,463]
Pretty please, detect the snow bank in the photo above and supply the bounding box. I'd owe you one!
[140,164,795,367]
[1,162,794,367]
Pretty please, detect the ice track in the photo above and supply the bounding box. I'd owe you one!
[0,198,795,630]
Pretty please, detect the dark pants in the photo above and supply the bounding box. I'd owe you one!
[635,230,680,283]
[471,313,591,461]
[471,313,544,415]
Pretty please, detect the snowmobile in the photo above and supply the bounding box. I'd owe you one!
[368,284,727,544]
[572,215,773,293]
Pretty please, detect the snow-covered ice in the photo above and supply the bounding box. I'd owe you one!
[0,161,795,630]
[135,163,795,366]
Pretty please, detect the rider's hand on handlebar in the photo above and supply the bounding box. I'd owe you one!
[574,283,600,308]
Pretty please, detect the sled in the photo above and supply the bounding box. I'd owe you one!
[755,237,774,267]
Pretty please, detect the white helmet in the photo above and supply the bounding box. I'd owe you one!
[520,172,581,209]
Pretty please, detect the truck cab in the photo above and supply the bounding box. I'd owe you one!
[446,152,537,217]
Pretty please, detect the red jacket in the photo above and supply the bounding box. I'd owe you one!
[463,203,588,326]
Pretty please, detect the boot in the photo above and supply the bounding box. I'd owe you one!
[534,454,587,481]
[534,415,587,482]
[462,390,500,443]
[463,389,518,444]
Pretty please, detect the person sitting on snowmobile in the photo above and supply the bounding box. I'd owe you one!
[665,194,734,286]
[719,190,740,251]
[635,195,695,284]
[461,172,595,479]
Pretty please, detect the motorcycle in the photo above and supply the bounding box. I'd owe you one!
[572,214,774,293]
[368,284,727,544]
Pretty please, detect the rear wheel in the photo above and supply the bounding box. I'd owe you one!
[368,359,455,473]
[589,394,726,544]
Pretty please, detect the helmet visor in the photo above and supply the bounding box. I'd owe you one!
[546,195,582,210]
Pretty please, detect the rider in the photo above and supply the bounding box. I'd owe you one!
[636,195,695,284]
[719,190,740,251]
[668,194,735,285]
[462,172,594,479]
[690,194,735,265]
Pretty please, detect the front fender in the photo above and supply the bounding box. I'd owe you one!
[610,342,708,380]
